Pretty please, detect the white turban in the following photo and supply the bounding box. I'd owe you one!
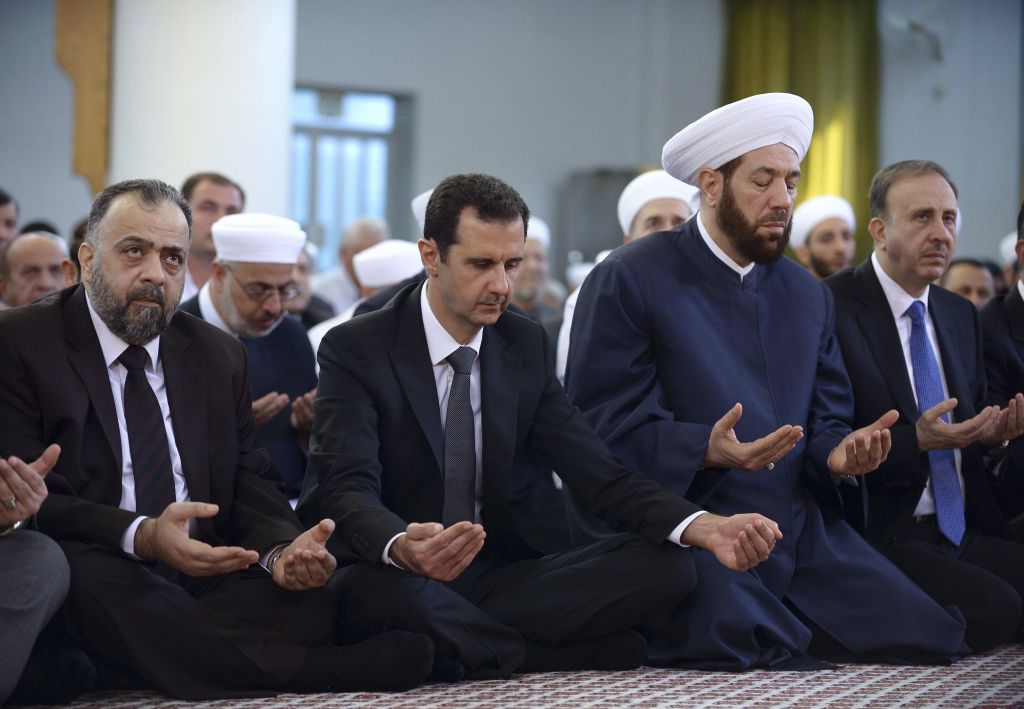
[528,217,550,249]
[662,93,814,185]
[212,213,306,264]
[1001,231,1019,264]
[617,169,700,235]
[410,189,432,235]
[353,238,422,289]
[790,195,856,249]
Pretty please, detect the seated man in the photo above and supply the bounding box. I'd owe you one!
[790,195,857,280]
[829,162,1024,651]
[0,179,432,699]
[299,173,782,682]
[180,213,318,499]
[981,202,1024,528]
[568,94,969,669]
[0,446,93,705]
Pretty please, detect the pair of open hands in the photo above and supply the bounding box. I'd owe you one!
[252,387,317,434]
[0,444,334,592]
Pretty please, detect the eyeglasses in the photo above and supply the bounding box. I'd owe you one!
[224,265,300,303]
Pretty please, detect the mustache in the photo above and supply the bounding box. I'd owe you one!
[127,285,166,306]
[759,209,790,225]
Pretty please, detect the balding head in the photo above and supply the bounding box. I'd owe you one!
[0,232,75,307]
[339,217,389,284]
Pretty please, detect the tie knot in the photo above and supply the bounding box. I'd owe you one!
[906,300,926,325]
[118,345,150,372]
[446,346,476,375]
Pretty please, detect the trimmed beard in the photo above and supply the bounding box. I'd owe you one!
[717,182,791,265]
[89,258,179,346]
[217,274,283,338]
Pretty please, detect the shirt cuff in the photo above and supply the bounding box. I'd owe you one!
[667,510,707,548]
[259,543,290,575]
[382,531,406,567]
[120,516,148,557]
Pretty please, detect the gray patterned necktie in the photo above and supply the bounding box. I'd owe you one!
[442,346,477,526]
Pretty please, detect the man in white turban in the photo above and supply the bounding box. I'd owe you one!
[790,195,857,279]
[179,213,318,499]
[567,93,968,669]
[556,169,699,380]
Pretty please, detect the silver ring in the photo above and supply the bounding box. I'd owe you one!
[766,462,775,471]
[2,498,16,510]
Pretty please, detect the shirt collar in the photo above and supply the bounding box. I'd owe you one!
[84,288,161,371]
[871,251,930,320]
[419,281,483,366]
[198,281,235,336]
[696,209,755,280]
[1017,278,1024,303]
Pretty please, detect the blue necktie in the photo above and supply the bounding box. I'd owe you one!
[906,301,965,546]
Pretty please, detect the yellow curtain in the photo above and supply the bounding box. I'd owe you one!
[723,0,880,258]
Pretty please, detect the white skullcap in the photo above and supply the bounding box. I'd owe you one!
[790,195,856,249]
[410,189,432,234]
[302,241,320,260]
[595,249,613,264]
[212,213,306,264]
[352,238,422,289]
[617,169,700,235]
[1001,231,1019,264]
[662,93,814,185]
[527,217,550,248]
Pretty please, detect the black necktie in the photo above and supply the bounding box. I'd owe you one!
[118,345,176,518]
[442,346,476,526]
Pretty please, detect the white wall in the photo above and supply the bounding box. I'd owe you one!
[294,0,725,246]
[0,0,93,237]
[879,0,1023,260]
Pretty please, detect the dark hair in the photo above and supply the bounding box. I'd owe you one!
[939,258,989,286]
[868,160,958,221]
[87,179,192,249]
[19,220,59,236]
[69,217,88,279]
[0,188,15,212]
[423,173,530,260]
[180,172,246,208]
[717,156,743,184]
[1017,200,1023,240]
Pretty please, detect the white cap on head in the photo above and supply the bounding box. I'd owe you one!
[527,217,550,249]
[662,93,814,185]
[411,189,432,235]
[212,213,306,264]
[1001,231,1019,264]
[790,195,856,249]
[352,238,423,288]
[617,169,700,235]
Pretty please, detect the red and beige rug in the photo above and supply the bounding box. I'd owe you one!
[43,645,1024,709]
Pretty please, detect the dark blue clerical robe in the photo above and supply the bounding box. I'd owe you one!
[565,217,967,669]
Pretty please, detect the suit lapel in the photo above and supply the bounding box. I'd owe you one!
[929,294,975,421]
[160,318,210,504]
[390,284,444,472]
[853,262,921,419]
[1005,287,1024,346]
[479,323,521,543]
[64,286,123,470]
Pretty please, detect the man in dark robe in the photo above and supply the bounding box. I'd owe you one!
[566,93,968,670]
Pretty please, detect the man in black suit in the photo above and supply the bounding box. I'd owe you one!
[827,161,1024,651]
[0,179,432,698]
[979,201,1024,528]
[298,173,784,681]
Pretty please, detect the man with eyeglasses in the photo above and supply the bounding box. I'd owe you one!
[180,213,317,499]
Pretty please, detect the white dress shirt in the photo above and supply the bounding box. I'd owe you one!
[198,282,234,335]
[870,253,966,514]
[84,292,190,556]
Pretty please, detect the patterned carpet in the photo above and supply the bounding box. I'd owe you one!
[43,645,1024,709]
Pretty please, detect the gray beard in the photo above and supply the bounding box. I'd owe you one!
[88,261,178,345]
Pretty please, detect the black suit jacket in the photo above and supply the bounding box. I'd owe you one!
[980,286,1024,517]
[297,282,699,564]
[827,261,1006,547]
[0,285,302,552]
